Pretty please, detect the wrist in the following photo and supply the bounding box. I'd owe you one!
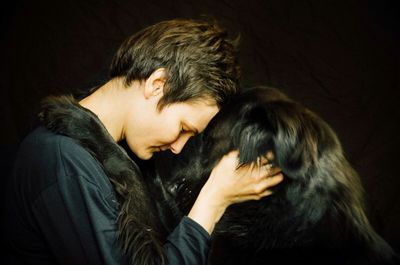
[188,188,228,235]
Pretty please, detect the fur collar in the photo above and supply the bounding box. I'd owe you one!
[39,95,165,265]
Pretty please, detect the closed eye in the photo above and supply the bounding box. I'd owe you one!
[181,121,199,136]
[180,124,194,136]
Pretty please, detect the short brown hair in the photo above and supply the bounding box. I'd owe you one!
[109,18,240,109]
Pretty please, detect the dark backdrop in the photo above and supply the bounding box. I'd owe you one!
[1,0,399,254]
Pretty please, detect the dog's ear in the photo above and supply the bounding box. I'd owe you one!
[272,102,323,179]
[232,104,275,165]
[230,99,320,179]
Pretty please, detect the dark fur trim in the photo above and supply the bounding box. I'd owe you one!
[39,95,165,265]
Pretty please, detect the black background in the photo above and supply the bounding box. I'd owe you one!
[1,0,399,255]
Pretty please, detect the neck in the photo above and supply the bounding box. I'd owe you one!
[79,78,134,142]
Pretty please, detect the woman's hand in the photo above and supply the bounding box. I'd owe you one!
[188,150,284,235]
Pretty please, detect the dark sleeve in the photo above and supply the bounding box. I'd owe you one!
[165,216,211,265]
[34,177,210,265]
[31,174,127,265]
[33,175,211,265]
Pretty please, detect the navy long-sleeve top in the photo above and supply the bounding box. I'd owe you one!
[4,126,210,265]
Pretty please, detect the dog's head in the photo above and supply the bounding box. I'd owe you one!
[204,86,341,180]
[201,87,353,246]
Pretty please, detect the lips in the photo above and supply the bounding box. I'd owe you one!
[155,147,164,152]
[159,145,170,151]
[152,145,169,152]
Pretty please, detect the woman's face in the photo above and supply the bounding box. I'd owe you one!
[124,100,219,160]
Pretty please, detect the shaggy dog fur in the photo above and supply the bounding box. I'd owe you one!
[142,87,398,265]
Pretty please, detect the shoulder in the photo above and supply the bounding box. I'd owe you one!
[15,126,113,194]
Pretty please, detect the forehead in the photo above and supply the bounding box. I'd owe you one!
[185,98,219,109]
[172,100,219,132]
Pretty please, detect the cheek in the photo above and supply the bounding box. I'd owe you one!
[158,119,181,144]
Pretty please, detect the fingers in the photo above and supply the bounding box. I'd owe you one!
[253,172,283,193]
[211,149,284,205]
[234,173,284,203]
[259,165,281,178]
[247,167,284,201]
[261,172,284,190]
[266,150,274,161]
[226,150,239,158]
[235,170,284,199]
[238,189,274,202]
[224,150,279,179]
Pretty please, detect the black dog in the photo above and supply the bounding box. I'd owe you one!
[143,87,397,265]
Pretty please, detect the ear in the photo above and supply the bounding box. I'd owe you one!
[232,105,275,165]
[144,68,167,99]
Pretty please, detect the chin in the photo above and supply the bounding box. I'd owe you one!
[138,150,154,160]
[125,141,153,160]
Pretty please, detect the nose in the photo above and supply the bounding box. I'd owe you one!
[169,134,191,154]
